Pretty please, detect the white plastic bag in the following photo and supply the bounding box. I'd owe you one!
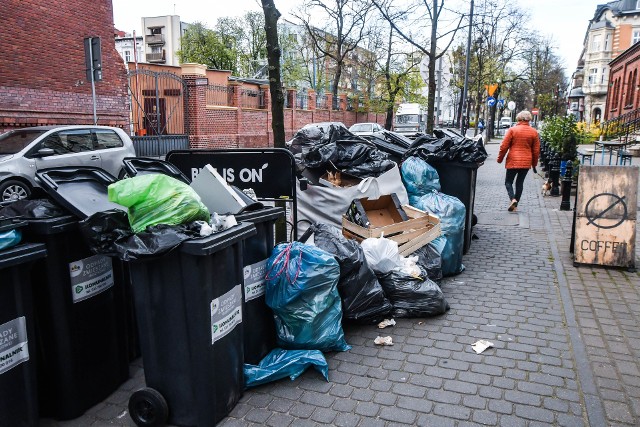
[361,237,403,274]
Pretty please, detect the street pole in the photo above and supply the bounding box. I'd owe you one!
[461,0,474,135]
[88,39,98,125]
[436,56,443,127]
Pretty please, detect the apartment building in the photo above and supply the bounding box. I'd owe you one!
[571,0,640,123]
[140,15,190,66]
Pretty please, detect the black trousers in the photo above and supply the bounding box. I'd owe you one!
[505,168,529,202]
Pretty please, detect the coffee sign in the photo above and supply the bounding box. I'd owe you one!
[574,165,638,269]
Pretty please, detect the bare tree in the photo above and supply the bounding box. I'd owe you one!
[372,0,465,133]
[261,0,285,147]
[294,0,372,106]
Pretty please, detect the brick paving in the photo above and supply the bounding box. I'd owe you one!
[44,141,639,426]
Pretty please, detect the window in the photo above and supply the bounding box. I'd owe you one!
[150,27,162,35]
[637,0,640,9]
[42,130,93,155]
[124,50,131,62]
[633,30,640,45]
[605,34,610,50]
[152,46,162,54]
[601,68,606,84]
[591,35,601,51]
[589,68,598,84]
[94,130,124,150]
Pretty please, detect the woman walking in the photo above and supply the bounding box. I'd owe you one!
[496,110,540,212]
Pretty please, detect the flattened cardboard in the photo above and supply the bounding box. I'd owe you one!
[190,164,247,215]
[346,193,408,228]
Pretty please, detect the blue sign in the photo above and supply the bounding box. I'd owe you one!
[498,99,505,107]
[487,96,496,107]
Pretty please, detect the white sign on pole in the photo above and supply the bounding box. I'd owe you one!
[507,101,516,110]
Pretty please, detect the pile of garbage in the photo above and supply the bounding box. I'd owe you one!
[404,128,488,163]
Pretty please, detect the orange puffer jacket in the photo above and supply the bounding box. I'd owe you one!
[497,122,540,169]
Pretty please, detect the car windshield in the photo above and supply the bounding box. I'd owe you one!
[350,124,371,132]
[396,114,419,124]
[0,129,47,154]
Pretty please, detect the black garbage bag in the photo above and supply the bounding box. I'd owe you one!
[311,223,393,323]
[378,267,449,318]
[301,140,395,178]
[0,198,66,219]
[79,209,203,261]
[403,129,487,163]
[288,123,355,155]
[411,244,443,281]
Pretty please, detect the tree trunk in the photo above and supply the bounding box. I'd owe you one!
[332,65,342,109]
[261,0,285,147]
[426,0,439,134]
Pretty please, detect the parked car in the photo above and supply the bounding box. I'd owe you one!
[0,125,136,202]
[348,122,384,135]
[499,117,512,128]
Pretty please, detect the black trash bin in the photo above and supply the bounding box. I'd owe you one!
[127,222,256,427]
[236,207,284,365]
[20,215,130,420]
[426,160,481,254]
[0,217,46,427]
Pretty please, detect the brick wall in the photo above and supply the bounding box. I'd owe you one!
[0,0,129,132]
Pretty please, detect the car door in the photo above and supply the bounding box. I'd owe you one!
[92,129,129,177]
[33,129,101,172]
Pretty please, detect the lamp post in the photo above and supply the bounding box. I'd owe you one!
[460,0,474,135]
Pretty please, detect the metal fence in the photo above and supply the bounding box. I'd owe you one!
[296,93,309,110]
[316,94,328,109]
[241,89,265,109]
[206,84,234,106]
[132,135,190,158]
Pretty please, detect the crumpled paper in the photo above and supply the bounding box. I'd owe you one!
[378,319,396,329]
[374,336,394,346]
[471,340,494,354]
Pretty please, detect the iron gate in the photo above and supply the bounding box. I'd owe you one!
[127,69,190,157]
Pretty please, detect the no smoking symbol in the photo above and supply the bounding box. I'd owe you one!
[586,193,627,229]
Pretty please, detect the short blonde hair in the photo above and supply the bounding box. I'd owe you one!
[516,110,532,122]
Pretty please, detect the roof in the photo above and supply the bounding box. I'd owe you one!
[228,76,269,86]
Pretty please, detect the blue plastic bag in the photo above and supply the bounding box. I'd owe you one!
[413,192,466,276]
[244,348,329,388]
[401,157,441,198]
[265,242,350,352]
[0,229,22,251]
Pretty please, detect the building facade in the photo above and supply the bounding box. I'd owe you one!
[114,30,144,66]
[571,0,640,124]
[604,41,640,120]
[140,15,190,66]
[1,0,129,131]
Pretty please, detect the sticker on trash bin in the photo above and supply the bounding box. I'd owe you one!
[0,316,29,375]
[211,285,243,344]
[69,255,114,303]
[244,259,267,301]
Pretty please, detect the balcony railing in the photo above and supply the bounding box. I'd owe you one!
[146,52,165,63]
[145,34,165,45]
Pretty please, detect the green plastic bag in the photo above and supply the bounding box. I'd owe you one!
[108,174,210,233]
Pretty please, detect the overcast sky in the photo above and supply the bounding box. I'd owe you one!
[112,0,598,72]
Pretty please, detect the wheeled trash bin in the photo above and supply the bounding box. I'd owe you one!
[0,218,46,427]
[127,222,256,427]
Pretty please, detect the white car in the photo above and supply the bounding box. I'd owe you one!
[349,122,384,135]
[0,125,136,202]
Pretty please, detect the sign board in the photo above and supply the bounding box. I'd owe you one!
[574,166,638,269]
[487,97,496,107]
[508,101,516,110]
[485,84,498,96]
[531,108,539,115]
[497,99,505,108]
[166,149,296,200]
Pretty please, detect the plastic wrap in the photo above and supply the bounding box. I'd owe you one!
[0,229,21,250]
[404,129,487,163]
[244,348,329,388]
[401,156,441,197]
[301,140,395,178]
[378,267,449,318]
[0,199,65,219]
[413,192,465,276]
[311,224,392,323]
[361,237,403,275]
[108,174,210,233]
[265,242,350,352]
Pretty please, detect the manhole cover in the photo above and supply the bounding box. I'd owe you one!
[476,212,520,226]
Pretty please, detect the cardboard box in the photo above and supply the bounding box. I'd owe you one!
[342,205,441,256]
[345,194,409,228]
[190,164,248,214]
[318,170,362,188]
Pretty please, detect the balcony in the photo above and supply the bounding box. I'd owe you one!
[146,51,166,63]
[582,83,608,96]
[585,50,612,63]
[145,34,165,45]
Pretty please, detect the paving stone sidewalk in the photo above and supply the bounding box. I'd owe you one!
[45,142,639,427]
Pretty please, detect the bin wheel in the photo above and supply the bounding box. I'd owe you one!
[129,388,169,427]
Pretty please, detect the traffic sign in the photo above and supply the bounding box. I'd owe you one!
[531,108,539,115]
[487,97,496,107]
[508,101,516,110]
[497,99,505,108]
